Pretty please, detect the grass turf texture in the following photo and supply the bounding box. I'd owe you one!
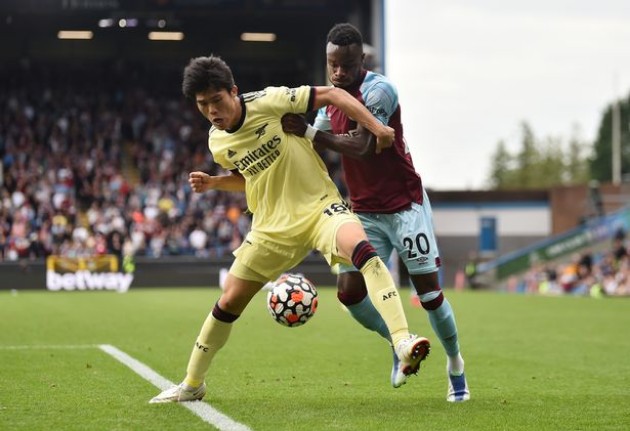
[1,287,629,431]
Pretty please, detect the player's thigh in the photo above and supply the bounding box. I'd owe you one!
[310,200,362,265]
[391,202,441,275]
[231,234,310,283]
[337,213,394,274]
[358,213,395,263]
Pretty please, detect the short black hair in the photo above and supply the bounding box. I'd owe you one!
[327,23,363,47]
[182,55,235,100]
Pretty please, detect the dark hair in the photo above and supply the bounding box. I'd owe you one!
[182,55,235,100]
[327,23,363,47]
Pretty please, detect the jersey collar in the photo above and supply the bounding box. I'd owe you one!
[226,95,247,133]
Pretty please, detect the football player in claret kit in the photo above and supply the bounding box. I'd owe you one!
[281,23,469,402]
[149,55,431,403]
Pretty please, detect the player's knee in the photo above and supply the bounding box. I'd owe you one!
[417,290,445,311]
[216,291,250,316]
[350,240,378,270]
[337,272,367,305]
[411,272,441,295]
[335,222,368,260]
[212,302,240,323]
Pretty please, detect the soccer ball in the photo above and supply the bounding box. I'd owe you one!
[266,273,318,327]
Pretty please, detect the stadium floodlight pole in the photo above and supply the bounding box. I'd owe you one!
[372,0,385,75]
[612,97,621,185]
[612,72,622,186]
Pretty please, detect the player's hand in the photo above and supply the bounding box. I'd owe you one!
[189,171,212,193]
[281,113,308,136]
[375,126,395,154]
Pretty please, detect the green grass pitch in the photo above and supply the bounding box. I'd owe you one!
[1,287,629,430]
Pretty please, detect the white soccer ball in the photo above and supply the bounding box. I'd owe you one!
[266,273,318,327]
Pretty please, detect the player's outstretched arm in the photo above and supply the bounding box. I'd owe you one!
[281,113,375,159]
[312,86,394,153]
[189,170,246,193]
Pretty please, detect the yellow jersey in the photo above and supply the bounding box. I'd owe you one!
[209,86,344,243]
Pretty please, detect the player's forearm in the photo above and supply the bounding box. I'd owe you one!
[190,168,246,193]
[207,174,246,192]
[319,87,388,138]
[312,129,375,159]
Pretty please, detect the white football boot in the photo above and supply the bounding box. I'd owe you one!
[392,335,431,388]
[149,382,206,403]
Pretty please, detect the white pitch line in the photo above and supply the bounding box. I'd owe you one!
[0,344,98,350]
[98,344,252,431]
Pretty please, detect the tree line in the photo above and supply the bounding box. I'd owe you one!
[488,93,630,189]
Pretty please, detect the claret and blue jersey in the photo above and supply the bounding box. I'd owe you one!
[314,70,424,214]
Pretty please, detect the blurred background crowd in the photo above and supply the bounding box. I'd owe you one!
[2,62,629,297]
[502,229,629,297]
[0,63,348,263]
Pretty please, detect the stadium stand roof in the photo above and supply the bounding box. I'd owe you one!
[0,0,374,88]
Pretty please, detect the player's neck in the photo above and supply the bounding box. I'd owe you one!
[226,95,244,131]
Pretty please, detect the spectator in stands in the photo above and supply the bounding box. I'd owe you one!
[511,232,630,297]
[612,236,627,266]
[189,223,209,258]
[0,63,253,261]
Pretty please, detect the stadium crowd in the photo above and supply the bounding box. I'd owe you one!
[8,62,628,299]
[0,63,349,263]
[0,63,267,262]
[505,232,630,297]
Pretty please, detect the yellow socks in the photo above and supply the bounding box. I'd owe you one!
[183,313,233,388]
[359,256,410,346]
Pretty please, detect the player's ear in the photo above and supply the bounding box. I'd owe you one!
[230,85,238,96]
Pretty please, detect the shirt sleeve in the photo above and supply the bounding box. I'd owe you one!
[264,85,313,116]
[312,106,332,131]
[363,80,398,125]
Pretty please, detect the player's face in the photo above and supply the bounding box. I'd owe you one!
[195,86,240,130]
[326,42,364,89]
